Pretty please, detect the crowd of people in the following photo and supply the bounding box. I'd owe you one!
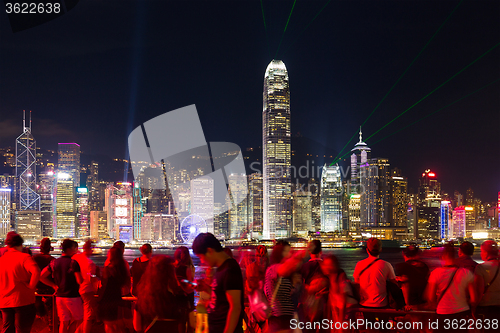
[0,230,498,333]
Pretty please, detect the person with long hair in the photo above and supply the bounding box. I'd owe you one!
[134,255,191,333]
[174,246,196,310]
[97,247,133,332]
[320,255,357,332]
[264,240,305,333]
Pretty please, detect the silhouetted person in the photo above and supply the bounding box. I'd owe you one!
[457,241,478,272]
[33,237,55,326]
[0,232,40,333]
[131,243,153,297]
[474,240,499,320]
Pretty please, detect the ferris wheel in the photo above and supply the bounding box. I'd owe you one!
[180,214,207,244]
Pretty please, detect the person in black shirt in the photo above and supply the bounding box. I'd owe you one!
[40,239,83,333]
[395,244,429,309]
[130,243,152,297]
[192,233,244,333]
[174,246,196,311]
[33,238,55,325]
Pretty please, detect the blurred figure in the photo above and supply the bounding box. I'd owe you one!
[223,247,234,258]
[321,255,357,332]
[394,244,429,309]
[426,242,477,323]
[193,233,244,333]
[264,240,305,333]
[105,240,131,296]
[174,246,196,312]
[97,247,133,333]
[73,239,100,333]
[131,243,153,297]
[134,255,191,333]
[299,240,328,333]
[474,240,499,320]
[40,239,83,333]
[0,232,40,333]
[457,241,478,272]
[33,237,55,324]
[246,245,270,329]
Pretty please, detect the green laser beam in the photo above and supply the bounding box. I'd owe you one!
[282,0,332,57]
[260,0,271,60]
[330,0,464,165]
[275,0,298,59]
[365,41,500,142]
[367,78,500,146]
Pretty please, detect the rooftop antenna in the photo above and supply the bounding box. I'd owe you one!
[23,110,26,131]
[29,110,32,131]
[359,126,363,143]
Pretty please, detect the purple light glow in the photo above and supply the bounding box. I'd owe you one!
[58,143,80,146]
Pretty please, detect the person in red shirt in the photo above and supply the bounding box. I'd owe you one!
[0,232,40,333]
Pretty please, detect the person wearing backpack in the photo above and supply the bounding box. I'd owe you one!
[426,242,478,324]
[353,238,397,327]
[473,240,499,321]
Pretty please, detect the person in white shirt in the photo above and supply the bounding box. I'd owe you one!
[474,240,499,320]
[426,242,477,322]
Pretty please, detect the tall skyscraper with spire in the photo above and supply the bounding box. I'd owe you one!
[16,111,40,211]
[263,60,291,239]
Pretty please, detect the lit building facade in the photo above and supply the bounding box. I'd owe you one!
[228,174,248,239]
[15,210,41,240]
[293,190,312,235]
[417,170,441,239]
[54,172,76,238]
[38,171,55,237]
[133,183,143,240]
[58,143,81,188]
[440,200,451,239]
[191,176,214,234]
[348,194,361,232]
[350,129,371,193]
[76,188,89,238]
[140,213,176,242]
[263,60,291,239]
[16,112,40,211]
[105,183,133,242]
[451,206,466,238]
[389,169,408,228]
[248,173,263,237]
[90,210,108,240]
[86,161,100,211]
[465,206,475,238]
[360,158,390,228]
[320,164,342,232]
[0,189,11,238]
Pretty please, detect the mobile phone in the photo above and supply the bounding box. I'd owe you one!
[181,279,198,287]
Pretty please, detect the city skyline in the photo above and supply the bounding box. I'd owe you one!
[0,1,498,202]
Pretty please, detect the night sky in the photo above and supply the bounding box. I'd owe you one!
[0,1,498,200]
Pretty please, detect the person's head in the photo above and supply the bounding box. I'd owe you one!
[61,239,78,256]
[174,246,191,266]
[480,240,499,261]
[441,242,456,264]
[40,237,53,254]
[192,233,224,266]
[270,240,291,265]
[308,240,322,257]
[366,238,382,257]
[402,243,419,260]
[320,254,341,276]
[459,241,474,257]
[82,239,93,257]
[113,241,125,254]
[5,232,23,250]
[137,255,181,320]
[256,245,268,258]
[140,243,153,258]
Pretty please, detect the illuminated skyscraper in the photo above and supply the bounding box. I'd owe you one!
[320,164,342,232]
[105,182,133,242]
[38,170,55,237]
[54,172,76,238]
[0,188,11,238]
[248,173,263,237]
[451,206,466,238]
[348,194,361,231]
[417,170,441,239]
[133,183,143,240]
[360,158,390,228]
[228,173,248,239]
[465,206,475,238]
[191,176,214,234]
[263,60,291,239]
[16,111,40,211]
[440,201,451,239]
[350,128,371,192]
[292,190,312,234]
[90,211,108,240]
[389,168,408,228]
[86,161,99,211]
[58,143,80,187]
[76,188,89,237]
